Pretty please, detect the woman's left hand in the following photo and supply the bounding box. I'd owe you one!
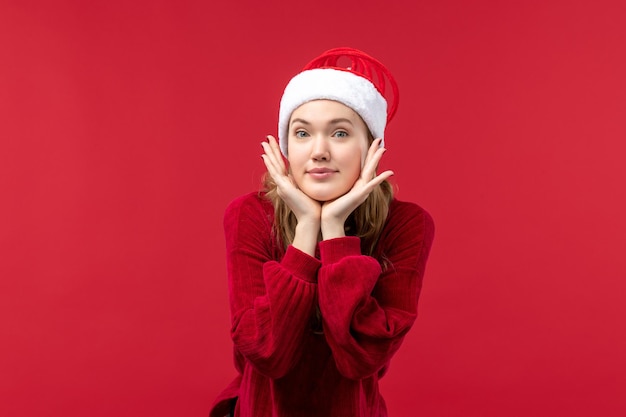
[320,138,394,240]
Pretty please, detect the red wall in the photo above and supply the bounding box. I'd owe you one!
[1,1,625,416]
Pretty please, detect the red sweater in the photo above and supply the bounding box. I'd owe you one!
[210,192,434,417]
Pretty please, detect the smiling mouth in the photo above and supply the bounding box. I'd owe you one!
[307,168,337,179]
[308,168,335,173]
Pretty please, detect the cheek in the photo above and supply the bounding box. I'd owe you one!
[287,141,309,168]
[287,146,304,168]
[359,142,369,168]
[286,154,308,188]
[288,153,303,168]
[348,152,364,181]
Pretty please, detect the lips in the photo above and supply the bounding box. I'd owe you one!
[307,167,336,174]
[306,167,337,179]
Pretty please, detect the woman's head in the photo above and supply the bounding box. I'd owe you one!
[277,47,399,158]
[264,47,397,254]
[287,99,370,202]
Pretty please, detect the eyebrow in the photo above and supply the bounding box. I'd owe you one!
[290,118,354,126]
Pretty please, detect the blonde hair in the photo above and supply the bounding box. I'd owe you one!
[261,136,394,257]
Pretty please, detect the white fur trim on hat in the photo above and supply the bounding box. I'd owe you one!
[278,68,387,157]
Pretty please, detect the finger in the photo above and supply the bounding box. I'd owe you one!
[362,138,382,167]
[361,147,386,180]
[373,169,394,183]
[361,139,384,174]
[267,135,288,173]
[363,170,394,193]
[261,153,282,182]
[261,143,289,185]
[261,141,284,175]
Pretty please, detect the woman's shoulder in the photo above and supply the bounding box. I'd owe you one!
[223,191,280,256]
[388,198,433,224]
[224,191,274,227]
[384,198,435,241]
[225,191,272,214]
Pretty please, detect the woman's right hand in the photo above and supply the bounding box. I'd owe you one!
[261,136,321,255]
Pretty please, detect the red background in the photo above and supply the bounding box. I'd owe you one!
[1,1,625,416]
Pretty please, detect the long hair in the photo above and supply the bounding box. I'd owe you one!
[261,138,394,257]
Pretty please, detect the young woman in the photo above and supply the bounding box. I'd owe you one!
[210,47,434,417]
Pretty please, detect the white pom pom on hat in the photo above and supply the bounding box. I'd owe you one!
[278,47,399,157]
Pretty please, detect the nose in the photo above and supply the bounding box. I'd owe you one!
[311,135,330,161]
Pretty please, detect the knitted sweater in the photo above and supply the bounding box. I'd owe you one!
[210,192,434,417]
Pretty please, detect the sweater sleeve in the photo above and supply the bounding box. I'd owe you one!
[317,204,434,380]
[224,194,321,379]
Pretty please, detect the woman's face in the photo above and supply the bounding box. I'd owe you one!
[287,100,370,202]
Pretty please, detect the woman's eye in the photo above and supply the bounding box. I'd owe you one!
[295,130,308,138]
[334,130,348,138]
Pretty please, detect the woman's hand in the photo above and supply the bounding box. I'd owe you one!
[261,135,321,255]
[320,138,394,240]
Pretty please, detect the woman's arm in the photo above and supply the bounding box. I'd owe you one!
[225,194,321,379]
[317,203,434,380]
[261,135,320,256]
[320,138,393,240]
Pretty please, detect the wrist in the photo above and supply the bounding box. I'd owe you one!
[296,217,321,233]
[293,220,320,256]
[321,219,346,240]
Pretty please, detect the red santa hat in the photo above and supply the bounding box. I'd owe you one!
[278,47,399,157]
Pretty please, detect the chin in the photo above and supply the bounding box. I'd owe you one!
[303,188,347,203]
